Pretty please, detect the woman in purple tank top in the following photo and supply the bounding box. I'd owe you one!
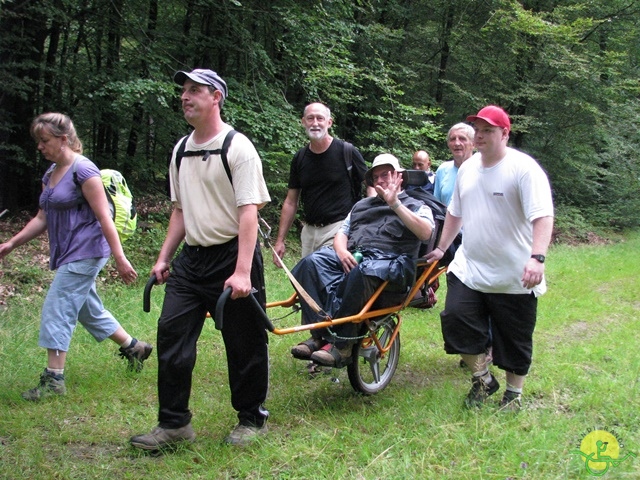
[0,113,153,401]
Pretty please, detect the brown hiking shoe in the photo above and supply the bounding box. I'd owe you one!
[224,423,268,446]
[130,424,196,451]
[310,343,353,368]
[22,369,66,401]
[290,337,325,360]
[119,338,153,372]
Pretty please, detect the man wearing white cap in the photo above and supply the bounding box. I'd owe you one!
[131,69,271,449]
[290,154,434,367]
[428,105,554,411]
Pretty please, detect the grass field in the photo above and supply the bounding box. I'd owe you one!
[0,230,639,479]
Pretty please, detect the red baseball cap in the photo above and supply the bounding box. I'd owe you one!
[466,105,510,132]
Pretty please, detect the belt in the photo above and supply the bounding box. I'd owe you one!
[305,220,339,228]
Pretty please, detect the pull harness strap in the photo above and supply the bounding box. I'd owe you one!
[258,217,329,319]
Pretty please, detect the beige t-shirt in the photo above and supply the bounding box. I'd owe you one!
[169,127,271,246]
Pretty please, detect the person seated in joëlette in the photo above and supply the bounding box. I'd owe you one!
[290,154,434,367]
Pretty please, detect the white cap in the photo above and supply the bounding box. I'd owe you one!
[365,154,405,186]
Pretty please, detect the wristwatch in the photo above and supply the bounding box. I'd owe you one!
[531,254,546,263]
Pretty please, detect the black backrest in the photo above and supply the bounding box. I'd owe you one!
[402,169,453,265]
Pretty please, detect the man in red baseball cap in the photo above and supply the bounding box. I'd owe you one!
[466,105,511,132]
[427,104,554,411]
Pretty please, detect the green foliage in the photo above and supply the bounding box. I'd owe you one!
[274,2,364,108]
[89,80,176,113]
[355,103,445,164]
[1,0,639,230]
[589,98,640,229]
[553,204,598,244]
[222,80,306,173]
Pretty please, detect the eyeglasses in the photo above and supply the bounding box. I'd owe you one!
[372,170,393,183]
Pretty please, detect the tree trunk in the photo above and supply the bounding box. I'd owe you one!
[0,2,48,211]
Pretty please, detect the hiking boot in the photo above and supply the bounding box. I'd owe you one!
[224,423,268,446]
[119,338,153,372]
[22,369,66,401]
[499,390,522,412]
[310,343,353,368]
[130,423,196,451]
[464,374,500,408]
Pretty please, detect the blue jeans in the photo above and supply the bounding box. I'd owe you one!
[40,257,120,351]
[291,247,389,349]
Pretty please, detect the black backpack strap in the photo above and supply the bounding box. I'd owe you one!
[175,130,237,185]
[71,157,86,210]
[343,141,361,202]
[219,129,237,184]
[343,141,353,170]
[175,134,191,172]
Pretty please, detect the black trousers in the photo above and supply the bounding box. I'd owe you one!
[440,272,537,376]
[156,239,269,429]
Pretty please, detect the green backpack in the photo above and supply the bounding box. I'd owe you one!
[73,160,137,242]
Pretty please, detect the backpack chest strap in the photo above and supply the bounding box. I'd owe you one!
[175,130,237,185]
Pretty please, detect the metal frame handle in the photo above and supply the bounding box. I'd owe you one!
[143,275,157,313]
[214,287,274,332]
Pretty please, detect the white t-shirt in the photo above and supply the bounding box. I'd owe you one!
[448,147,554,296]
[169,127,271,246]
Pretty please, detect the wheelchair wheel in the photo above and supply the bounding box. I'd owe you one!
[347,315,400,395]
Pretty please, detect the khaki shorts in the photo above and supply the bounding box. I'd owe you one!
[300,220,344,257]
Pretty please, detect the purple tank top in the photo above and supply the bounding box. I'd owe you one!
[39,156,110,270]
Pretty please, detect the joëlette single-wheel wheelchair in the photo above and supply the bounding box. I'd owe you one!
[143,256,446,395]
[143,170,449,395]
[264,256,446,395]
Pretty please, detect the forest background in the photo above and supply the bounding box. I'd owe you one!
[1,0,639,237]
